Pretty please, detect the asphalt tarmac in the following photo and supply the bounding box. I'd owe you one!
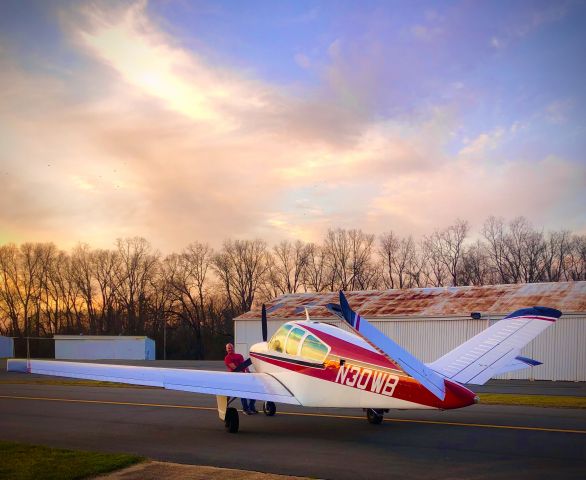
[0,367,585,480]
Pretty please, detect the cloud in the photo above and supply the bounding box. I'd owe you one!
[544,99,573,124]
[70,1,271,132]
[367,154,586,236]
[294,53,311,69]
[410,24,444,41]
[0,0,584,252]
[459,128,505,156]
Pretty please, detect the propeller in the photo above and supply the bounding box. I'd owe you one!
[261,304,268,342]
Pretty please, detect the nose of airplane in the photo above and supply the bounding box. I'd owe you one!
[442,380,478,409]
[249,341,268,354]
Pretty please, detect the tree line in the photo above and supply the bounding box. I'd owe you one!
[1,216,584,359]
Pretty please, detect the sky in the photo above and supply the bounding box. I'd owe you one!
[0,0,585,252]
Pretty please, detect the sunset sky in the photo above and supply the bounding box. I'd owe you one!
[1,0,585,252]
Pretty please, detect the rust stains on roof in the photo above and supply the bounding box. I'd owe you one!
[236,281,586,321]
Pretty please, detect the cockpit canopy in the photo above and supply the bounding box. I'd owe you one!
[268,323,330,363]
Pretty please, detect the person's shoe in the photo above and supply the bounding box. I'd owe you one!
[250,408,259,414]
[243,409,253,415]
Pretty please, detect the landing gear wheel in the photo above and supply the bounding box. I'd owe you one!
[224,407,239,433]
[366,408,384,424]
[263,401,276,416]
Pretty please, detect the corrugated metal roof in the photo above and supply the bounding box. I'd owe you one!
[236,281,586,321]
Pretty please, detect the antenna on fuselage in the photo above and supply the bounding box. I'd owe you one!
[304,307,311,321]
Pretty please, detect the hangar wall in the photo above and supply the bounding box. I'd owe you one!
[55,335,156,360]
[235,314,585,382]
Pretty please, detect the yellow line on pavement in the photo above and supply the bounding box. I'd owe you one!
[1,394,584,435]
[276,411,586,434]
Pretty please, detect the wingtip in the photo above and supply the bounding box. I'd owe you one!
[505,306,562,321]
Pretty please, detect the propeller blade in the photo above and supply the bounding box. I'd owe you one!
[233,358,252,372]
[261,304,268,342]
[325,303,344,319]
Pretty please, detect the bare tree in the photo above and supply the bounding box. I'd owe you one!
[424,220,470,286]
[9,244,46,337]
[115,237,159,334]
[162,244,214,359]
[482,216,512,283]
[37,245,69,336]
[303,243,328,292]
[421,237,447,287]
[379,232,417,289]
[93,249,122,334]
[269,240,309,294]
[212,239,270,314]
[0,244,23,336]
[566,234,586,281]
[183,242,213,327]
[323,228,376,290]
[349,229,378,290]
[70,244,98,334]
[460,241,492,286]
[542,230,572,282]
[508,217,546,283]
[323,228,352,290]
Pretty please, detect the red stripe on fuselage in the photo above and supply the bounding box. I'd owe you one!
[302,324,400,371]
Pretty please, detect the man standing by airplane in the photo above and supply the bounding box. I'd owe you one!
[224,343,258,415]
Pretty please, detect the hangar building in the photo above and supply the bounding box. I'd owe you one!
[235,281,586,382]
[55,335,156,360]
[0,336,14,358]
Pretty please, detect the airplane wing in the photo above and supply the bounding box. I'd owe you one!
[7,359,301,405]
[427,306,561,385]
[339,291,447,401]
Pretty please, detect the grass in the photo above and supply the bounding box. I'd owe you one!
[478,393,586,409]
[0,440,144,480]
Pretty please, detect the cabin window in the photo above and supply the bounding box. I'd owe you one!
[268,324,292,353]
[300,334,329,363]
[285,327,305,355]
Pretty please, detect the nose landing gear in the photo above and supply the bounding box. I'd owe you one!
[224,407,239,433]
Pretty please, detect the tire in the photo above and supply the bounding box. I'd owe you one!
[366,408,384,425]
[224,407,239,433]
[263,401,276,416]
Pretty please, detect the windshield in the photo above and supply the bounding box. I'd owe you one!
[268,323,292,353]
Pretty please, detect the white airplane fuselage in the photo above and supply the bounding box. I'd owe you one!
[249,321,477,410]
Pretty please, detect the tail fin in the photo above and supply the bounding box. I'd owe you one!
[428,307,561,385]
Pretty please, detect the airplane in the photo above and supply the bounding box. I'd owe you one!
[7,291,561,433]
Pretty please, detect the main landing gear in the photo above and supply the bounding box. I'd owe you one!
[365,408,387,424]
[217,397,278,433]
[263,401,276,416]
